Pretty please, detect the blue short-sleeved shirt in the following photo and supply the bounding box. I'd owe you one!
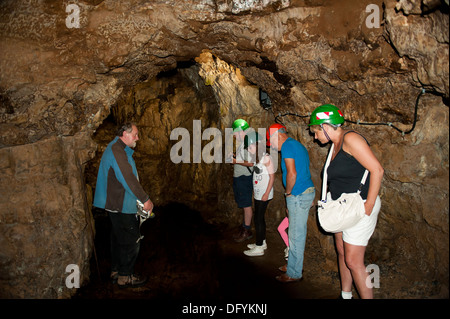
[281,138,314,196]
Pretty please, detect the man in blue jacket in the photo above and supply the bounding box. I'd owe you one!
[94,122,153,288]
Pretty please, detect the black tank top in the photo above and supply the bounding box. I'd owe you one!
[327,131,370,200]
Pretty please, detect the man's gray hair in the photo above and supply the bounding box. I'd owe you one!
[116,122,135,137]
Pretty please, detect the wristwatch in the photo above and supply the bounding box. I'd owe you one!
[284,192,291,197]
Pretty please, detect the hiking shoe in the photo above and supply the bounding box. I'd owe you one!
[234,228,253,242]
[117,274,147,288]
[276,273,303,283]
[244,245,265,256]
[247,240,267,250]
[278,264,287,272]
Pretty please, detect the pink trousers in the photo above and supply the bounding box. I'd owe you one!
[277,217,289,247]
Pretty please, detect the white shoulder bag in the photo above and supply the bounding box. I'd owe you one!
[317,143,369,233]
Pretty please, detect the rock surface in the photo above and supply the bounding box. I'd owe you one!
[0,0,448,298]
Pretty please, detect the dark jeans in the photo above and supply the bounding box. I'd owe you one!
[254,199,270,246]
[233,175,253,208]
[109,212,141,276]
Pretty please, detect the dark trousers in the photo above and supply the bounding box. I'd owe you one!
[109,212,141,276]
[254,199,270,246]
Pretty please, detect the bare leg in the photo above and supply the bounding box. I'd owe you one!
[343,241,372,299]
[243,206,252,226]
[335,233,353,293]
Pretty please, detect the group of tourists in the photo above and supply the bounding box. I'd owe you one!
[92,104,383,299]
[230,104,383,298]
[230,118,315,286]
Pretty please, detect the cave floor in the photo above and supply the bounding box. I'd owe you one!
[75,202,342,301]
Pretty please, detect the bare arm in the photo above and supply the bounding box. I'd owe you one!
[262,154,275,201]
[343,132,384,215]
[284,158,297,196]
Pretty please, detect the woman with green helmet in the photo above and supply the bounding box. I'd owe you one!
[230,119,254,242]
[309,104,345,141]
[309,104,384,299]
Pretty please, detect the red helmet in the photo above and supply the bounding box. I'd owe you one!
[266,123,287,146]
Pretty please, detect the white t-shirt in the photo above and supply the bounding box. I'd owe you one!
[253,153,274,200]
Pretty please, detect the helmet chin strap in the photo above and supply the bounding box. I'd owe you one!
[321,124,332,142]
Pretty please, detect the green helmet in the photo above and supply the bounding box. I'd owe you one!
[232,119,249,132]
[244,131,260,149]
[309,104,345,126]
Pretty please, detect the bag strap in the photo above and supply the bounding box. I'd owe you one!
[357,169,369,194]
[321,143,334,201]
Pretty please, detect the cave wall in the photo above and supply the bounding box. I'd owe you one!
[0,133,95,298]
[0,0,448,298]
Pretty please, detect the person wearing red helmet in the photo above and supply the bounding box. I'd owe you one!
[266,123,286,147]
[267,123,315,283]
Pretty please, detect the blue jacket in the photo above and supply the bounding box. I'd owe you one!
[93,137,149,214]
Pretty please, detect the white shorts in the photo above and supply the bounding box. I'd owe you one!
[342,195,381,246]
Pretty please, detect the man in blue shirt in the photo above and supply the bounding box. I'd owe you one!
[267,124,315,282]
[94,122,153,288]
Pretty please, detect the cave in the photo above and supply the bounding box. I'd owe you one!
[0,0,448,304]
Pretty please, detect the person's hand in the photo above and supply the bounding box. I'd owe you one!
[226,152,236,164]
[261,193,269,201]
[143,199,154,213]
[364,201,373,216]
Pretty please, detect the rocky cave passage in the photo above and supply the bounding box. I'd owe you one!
[0,0,448,300]
[78,61,351,300]
[81,55,450,301]
[79,61,304,299]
